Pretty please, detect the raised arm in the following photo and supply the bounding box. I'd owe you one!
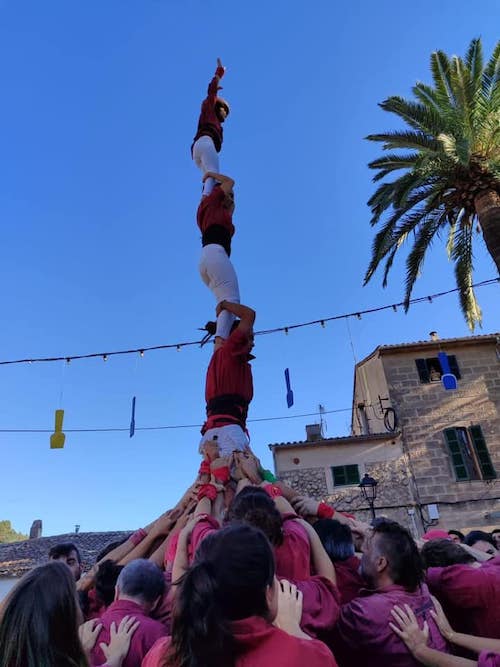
[294,517,336,585]
[202,171,234,194]
[216,301,255,336]
[205,58,225,103]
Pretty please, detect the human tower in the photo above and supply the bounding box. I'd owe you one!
[191,58,265,489]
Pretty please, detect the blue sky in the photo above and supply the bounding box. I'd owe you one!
[1,0,498,536]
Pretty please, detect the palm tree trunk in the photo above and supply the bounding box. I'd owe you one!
[475,190,500,274]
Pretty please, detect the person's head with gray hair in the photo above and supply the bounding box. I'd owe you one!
[115,559,165,611]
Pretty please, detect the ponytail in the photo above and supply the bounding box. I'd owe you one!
[166,525,275,667]
[166,561,235,667]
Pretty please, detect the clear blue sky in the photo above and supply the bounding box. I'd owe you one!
[1,0,498,536]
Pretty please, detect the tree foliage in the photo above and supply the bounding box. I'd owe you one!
[0,520,28,543]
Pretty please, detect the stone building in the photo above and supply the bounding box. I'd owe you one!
[269,333,500,534]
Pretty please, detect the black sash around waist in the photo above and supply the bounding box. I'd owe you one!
[202,225,231,256]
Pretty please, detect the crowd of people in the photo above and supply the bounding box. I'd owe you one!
[0,451,499,667]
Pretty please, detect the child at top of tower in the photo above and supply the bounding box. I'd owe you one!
[192,58,230,196]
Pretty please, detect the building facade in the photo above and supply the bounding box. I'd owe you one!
[270,333,500,534]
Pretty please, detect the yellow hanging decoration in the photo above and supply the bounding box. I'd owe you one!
[50,409,66,449]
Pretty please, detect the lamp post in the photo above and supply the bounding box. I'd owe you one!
[359,473,378,521]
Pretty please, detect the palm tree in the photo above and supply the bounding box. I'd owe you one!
[364,38,500,329]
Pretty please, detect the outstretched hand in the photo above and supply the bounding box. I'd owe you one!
[430,596,454,641]
[216,57,225,78]
[99,615,139,667]
[79,619,103,654]
[273,579,311,640]
[389,604,429,655]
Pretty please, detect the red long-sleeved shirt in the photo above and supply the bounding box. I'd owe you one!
[192,68,225,153]
[142,615,337,667]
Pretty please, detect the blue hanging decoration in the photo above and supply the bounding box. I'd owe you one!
[284,368,294,408]
[438,352,458,391]
[129,396,136,437]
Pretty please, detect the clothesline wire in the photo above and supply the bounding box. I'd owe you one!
[0,277,497,367]
[0,407,352,434]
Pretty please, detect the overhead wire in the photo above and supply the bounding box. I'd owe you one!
[0,277,497,367]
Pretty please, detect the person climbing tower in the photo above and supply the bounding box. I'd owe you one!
[191,58,230,196]
[197,170,240,340]
[199,300,255,458]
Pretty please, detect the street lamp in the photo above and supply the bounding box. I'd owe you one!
[359,473,378,521]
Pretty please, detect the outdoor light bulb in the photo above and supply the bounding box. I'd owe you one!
[320,320,325,328]
[284,328,289,335]
[177,345,181,351]
[139,350,144,357]
[356,313,362,320]
[103,354,108,362]
[66,358,71,364]
[392,305,397,312]
[428,296,433,303]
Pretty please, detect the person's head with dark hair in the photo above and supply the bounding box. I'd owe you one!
[95,560,124,608]
[96,537,128,563]
[115,559,165,611]
[0,561,87,667]
[215,97,230,123]
[168,523,276,667]
[226,486,284,546]
[313,519,355,562]
[464,530,498,556]
[48,542,82,581]
[491,529,500,550]
[448,529,465,544]
[421,539,476,568]
[361,519,424,592]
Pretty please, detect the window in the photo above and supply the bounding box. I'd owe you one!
[415,356,461,383]
[444,425,496,481]
[332,464,360,487]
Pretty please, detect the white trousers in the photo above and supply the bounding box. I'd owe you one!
[192,135,219,196]
[199,424,250,457]
[199,244,240,339]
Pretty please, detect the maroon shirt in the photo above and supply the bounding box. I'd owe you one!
[90,599,167,667]
[142,615,337,667]
[275,515,311,581]
[332,583,449,667]
[334,555,364,604]
[426,556,500,639]
[204,328,253,431]
[192,70,224,153]
[196,185,234,242]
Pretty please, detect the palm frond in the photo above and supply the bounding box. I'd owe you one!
[430,50,456,108]
[451,218,482,329]
[366,130,441,152]
[483,40,500,99]
[465,38,484,97]
[378,97,443,135]
[413,82,443,113]
[403,210,448,309]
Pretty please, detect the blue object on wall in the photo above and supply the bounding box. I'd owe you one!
[438,352,458,391]
[284,368,294,408]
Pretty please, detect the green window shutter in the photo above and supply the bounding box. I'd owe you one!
[346,465,360,485]
[332,466,346,486]
[469,425,497,480]
[447,355,461,380]
[415,359,430,383]
[444,429,469,480]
